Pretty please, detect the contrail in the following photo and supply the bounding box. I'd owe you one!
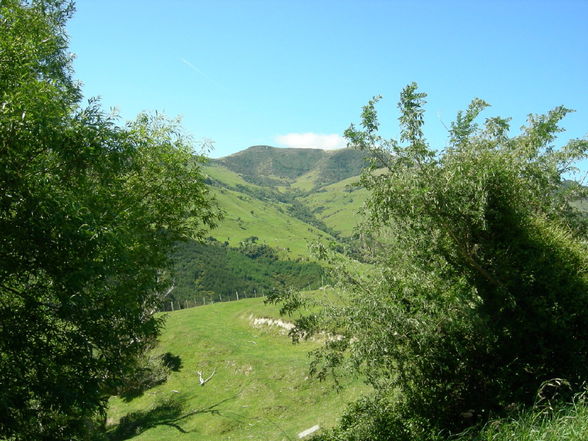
[181,58,205,76]
[180,58,229,92]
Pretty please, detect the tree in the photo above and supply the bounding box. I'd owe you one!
[0,1,219,439]
[281,84,588,441]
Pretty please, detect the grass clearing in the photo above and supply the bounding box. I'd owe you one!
[107,298,367,441]
[209,186,335,257]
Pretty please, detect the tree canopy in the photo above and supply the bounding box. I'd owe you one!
[0,1,219,439]
[283,84,588,441]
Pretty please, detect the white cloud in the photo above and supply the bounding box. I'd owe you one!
[275,133,347,150]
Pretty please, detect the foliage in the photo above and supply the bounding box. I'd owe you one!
[454,388,588,441]
[293,84,588,440]
[238,235,279,259]
[316,388,588,441]
[113,353,175,403]
[112,352,183,403]
[312,394,442,441]
[0,1,218,439]
[170,237,326,303]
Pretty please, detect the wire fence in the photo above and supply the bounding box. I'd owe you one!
[159,289,266,312]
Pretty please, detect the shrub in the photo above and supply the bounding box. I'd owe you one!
[298,84,588,440]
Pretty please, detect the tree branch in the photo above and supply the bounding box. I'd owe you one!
[197,368,216,386]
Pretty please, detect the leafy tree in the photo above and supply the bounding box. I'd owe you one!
[284,84,588,440]
[0,1,219,439]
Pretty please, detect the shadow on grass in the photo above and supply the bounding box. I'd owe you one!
[119,352,184,403]
[107,395,237,440]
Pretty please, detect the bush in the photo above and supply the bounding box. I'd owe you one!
[296,84,588,440]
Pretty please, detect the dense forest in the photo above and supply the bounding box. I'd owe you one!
[169,237,326,306]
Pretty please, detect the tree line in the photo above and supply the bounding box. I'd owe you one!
[170,236,325,306]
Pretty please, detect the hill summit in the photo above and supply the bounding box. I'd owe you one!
[214,145,369,188]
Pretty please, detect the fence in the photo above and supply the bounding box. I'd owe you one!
[159,289,265,312]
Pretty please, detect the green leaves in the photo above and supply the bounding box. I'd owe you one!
[316,83,588,440]
[398,82,427,145]
[0,2,219,439]
[449,97,490,148]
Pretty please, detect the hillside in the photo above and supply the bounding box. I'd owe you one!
[106,298,366,440]
[168,147,372,305]
[205,146,371,245]
[299,174,369,237]
[215,145,369,189]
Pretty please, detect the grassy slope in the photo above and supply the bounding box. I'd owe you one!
[290,168,321,192]
[209,186,335,257]
[203,164,261,188]
[203,165,339,257]
[107,298,366,441]
[205,161,369,242]
[299,175,368,236]
[209,147,369,219]
[299,168,391,236]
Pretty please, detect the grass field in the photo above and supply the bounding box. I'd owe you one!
[300,175,368,236]
[209,186,336,257]
[106,298,367,441]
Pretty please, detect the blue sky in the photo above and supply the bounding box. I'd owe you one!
[67,0,587,174]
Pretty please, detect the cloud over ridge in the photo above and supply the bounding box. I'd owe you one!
[275,133,346,150]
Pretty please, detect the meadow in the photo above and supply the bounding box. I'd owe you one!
[106,298,367,441]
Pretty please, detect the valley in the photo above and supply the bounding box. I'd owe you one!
[167,146,371,307]
[105,146,373,439]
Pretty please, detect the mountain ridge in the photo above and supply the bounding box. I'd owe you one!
[213,145,369,190]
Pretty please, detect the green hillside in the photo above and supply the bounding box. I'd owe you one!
[217,145,325,185]
[299,175,369,237]
[167,147,370,305]
[204,147,371,242]
[107,298,367,441]
[208,183,337,256]
[215,145,369,189]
